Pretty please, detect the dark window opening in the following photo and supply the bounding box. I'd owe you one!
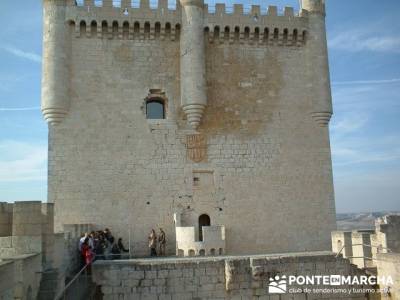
[146,99,165,119]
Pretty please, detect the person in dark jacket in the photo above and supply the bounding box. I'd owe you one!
[148,229,157,257]
[158,228,166,256]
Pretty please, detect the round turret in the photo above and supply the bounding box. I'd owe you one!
[179,0,207,130]
[41,0,70,125]
[300,0,325,15]
[302,0,332,127]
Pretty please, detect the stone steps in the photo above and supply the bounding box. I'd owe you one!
[37,269,60,300]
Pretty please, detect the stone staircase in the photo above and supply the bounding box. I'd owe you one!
[37,268,61,300]
[37,267,99,300]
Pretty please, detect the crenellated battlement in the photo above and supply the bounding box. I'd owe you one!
[66,0,308,45]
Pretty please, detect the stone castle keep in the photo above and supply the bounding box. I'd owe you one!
[41,0,335,256]
[2,0,400,299]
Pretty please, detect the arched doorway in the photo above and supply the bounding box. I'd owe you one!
[198,214,210,241]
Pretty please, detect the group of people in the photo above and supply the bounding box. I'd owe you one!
[148,228,166,257]
[78,227,167,268]
[78,228,129,267]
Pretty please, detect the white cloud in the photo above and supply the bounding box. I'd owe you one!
[331,113,368,134]
[332,78,400,86]
[329,29,400,53]
[1,45,42,63]
[333,151,400,167]
[331,78,400,111]
[331,134,400,168]
[0,106,40,111]
[0,140,47,182]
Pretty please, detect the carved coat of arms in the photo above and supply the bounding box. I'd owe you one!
[186,134,207,163]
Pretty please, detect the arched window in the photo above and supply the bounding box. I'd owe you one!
[198,214,210,241]
[80,20,86,37]
[101,21,108,38]
[234,26,240,41]
[144,22,150,39]
[165,23,171,37]
[254,27,260,41]
[283,28,288,43]
[263,27,269,43]
[112,21,119,38]
[302,30,308,44]
[90,21,97,37]
[175,24,181,39]
[214,26,220,40]
[146,98,165,119]
[122,21,129,39]
[224,26,230,41]
[244,27,250,39]
[155,22,161,38]
[273,28,279,40]
[293,29,298,43]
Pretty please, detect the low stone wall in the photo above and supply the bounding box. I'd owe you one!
[331,231,353,259]
[376,215,400,253]
[0,253,42,300]
[0,202,12,237]
[0,236,42,258]
[176,225,226,257]
[376,253,400,299]
[0,260,15,299]
[92,251,374,300]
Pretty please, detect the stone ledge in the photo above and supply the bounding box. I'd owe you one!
[94,250,336,266]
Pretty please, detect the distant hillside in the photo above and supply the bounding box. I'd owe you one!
[336,212,400,231]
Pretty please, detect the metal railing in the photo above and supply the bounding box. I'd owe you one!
[54,251,133,300]
[55,264,92,300]
[335,243,392,260]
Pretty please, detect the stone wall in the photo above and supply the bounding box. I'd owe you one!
[376,253,400,299]
[332,215,400,270]
[375,215,400,253]
[0,201,89,299]
[92,251,374,300]
[351,231,374,269]
[47,0,336,256]
[0,202,12,237]
[0,253,42,300]
[0,202,57,262]
[175,224,225,256]
[331,231,353,259]
[0,236,42,258]
[0,260,15,299]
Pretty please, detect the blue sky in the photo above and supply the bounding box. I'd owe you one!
[0,0,399,213]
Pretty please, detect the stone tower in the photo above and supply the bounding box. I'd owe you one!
[41,0,335,256]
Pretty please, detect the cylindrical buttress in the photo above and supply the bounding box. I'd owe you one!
[180,0,207,129]
[41,0,70,125]
[302,0,332,127]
